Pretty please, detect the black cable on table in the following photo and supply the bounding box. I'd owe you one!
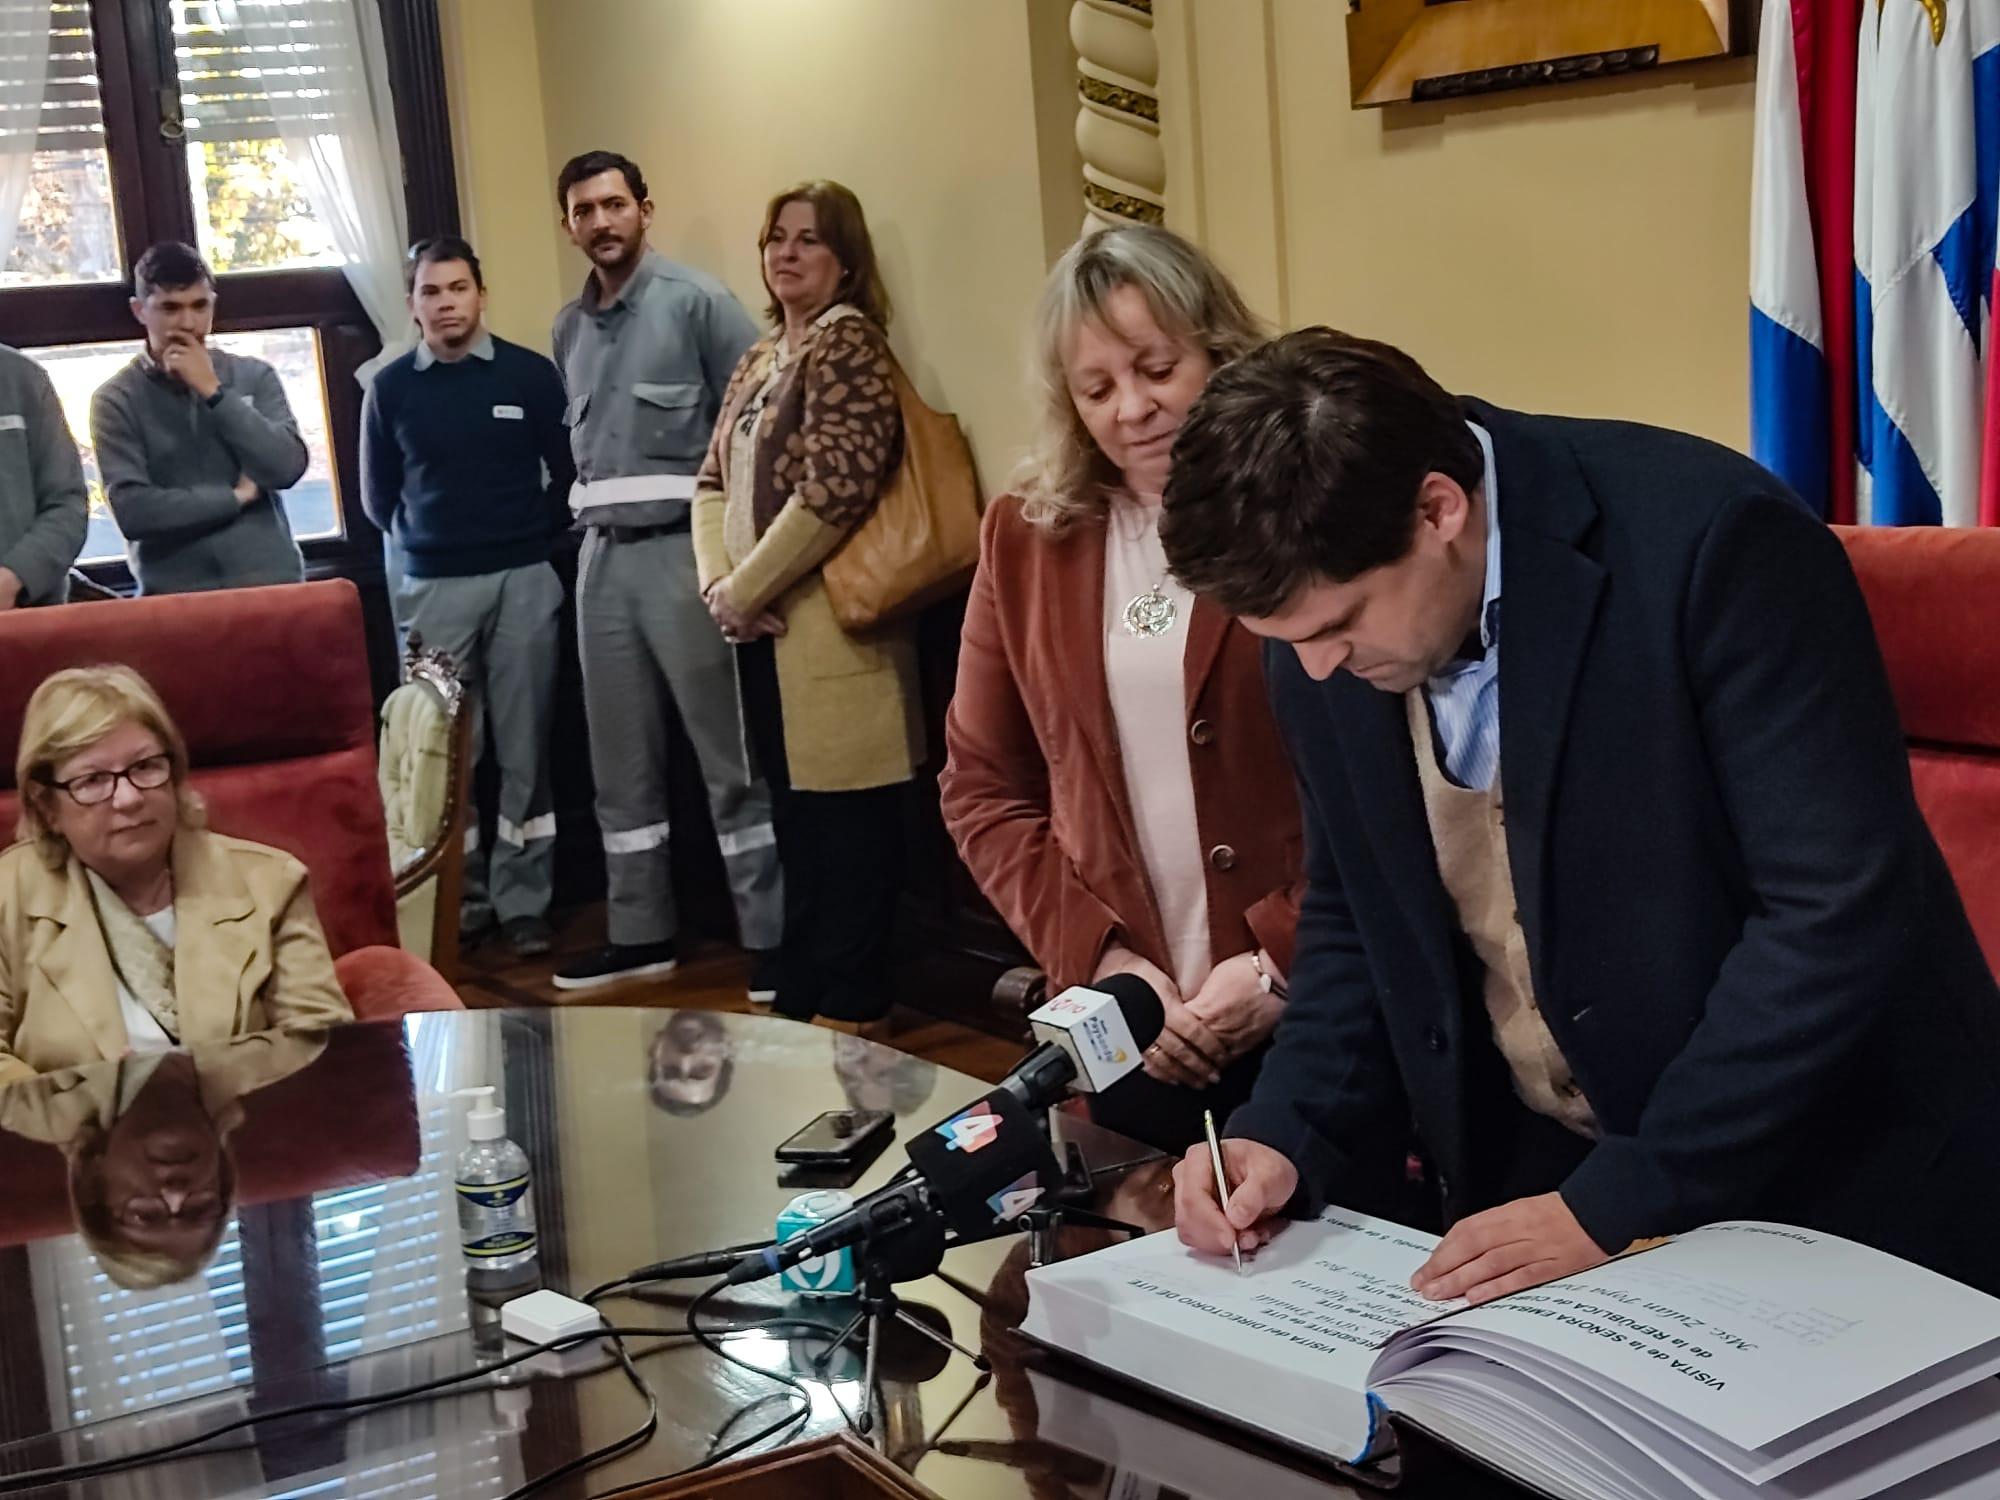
[685,1275,837,1431]
[1,1259,878,1498]
[579,1238,773,1305]
[498,1291,872,1500]
[495,1332,656,1500]
[580,1406,817,1500]
[0,1323,674,1495]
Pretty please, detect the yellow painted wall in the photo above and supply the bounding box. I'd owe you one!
[437,0,564,352]
[445,0,1757,460]
[1158,0,1756,451]
[454,0,1065,493]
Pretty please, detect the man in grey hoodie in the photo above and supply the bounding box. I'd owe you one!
[89,242,308,595]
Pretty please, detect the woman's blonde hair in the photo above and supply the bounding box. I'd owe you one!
[14,665,204,869]
[68,1126,237,1290]
[1016,225,1267,533]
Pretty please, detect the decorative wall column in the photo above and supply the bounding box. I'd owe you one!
[1072,0,1165,233]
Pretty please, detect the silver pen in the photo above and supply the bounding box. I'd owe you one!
[1203,1108,1244,1276]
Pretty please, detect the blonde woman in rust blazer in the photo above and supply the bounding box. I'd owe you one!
[0,665,351,1088]
[693,181,922,1024]
[940,226,1303,1152]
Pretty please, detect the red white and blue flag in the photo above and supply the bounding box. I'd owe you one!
[1752,0,2000,527]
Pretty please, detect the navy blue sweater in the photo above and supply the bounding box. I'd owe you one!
[360,335,576,578]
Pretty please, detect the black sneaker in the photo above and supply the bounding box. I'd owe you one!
[551,939,679,992]
[502,916,554,959]
[746,948,781,1006]
[459,903,498,947]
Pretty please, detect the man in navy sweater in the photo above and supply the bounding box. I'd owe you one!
[361,236,576,957]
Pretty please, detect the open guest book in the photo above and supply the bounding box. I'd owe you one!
[1020,1209,2000,1499]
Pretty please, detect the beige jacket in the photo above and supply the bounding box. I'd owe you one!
[0,1030,328,1146]
[692,312,924,792]
[0,830,353,1087]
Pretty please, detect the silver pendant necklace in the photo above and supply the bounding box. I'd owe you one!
[1116,498,1177,638]
[1122,577,1177,638]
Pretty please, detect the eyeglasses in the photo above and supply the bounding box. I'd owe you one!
[42,752,174,807]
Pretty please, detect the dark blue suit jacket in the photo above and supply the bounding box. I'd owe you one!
[1232,400,2000,1294]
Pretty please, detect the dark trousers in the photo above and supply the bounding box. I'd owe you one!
[738,638,907,1022]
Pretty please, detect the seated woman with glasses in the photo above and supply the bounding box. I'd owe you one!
[0,665,351,1086]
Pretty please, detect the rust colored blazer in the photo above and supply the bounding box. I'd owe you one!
[941,494,1303,995]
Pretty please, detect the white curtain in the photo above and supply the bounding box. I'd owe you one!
[221,0,412,381]
[0,0,55,272]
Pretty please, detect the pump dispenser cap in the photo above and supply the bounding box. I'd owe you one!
[459,1086,506,1141]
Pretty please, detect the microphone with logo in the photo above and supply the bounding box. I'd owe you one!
[724,975,1165,1290]
[1022,972,1165,1098]
[701,977,1166,1436]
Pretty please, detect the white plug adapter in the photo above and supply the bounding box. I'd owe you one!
[500,1289,604,1346]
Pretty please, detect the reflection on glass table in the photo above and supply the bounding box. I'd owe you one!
[0,1008,1448,1499]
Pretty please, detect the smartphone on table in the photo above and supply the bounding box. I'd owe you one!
[774,1108,894,1168]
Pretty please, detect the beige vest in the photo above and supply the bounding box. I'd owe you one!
[1406,692,1599,1138]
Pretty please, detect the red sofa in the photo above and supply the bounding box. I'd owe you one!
[0,580,460,1018]
[1835,525,2000,975]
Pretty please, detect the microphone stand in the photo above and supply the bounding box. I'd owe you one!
[808,1218,990,1436]
[1020,1102,1152,1266]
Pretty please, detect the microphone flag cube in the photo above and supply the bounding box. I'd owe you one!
[776,1189,858,1297]
[1028,985,1144,1094]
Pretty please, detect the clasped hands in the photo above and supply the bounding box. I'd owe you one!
[1093,945,1283,1090]
[702,578,785,643]
[1172,1134,1609,1306]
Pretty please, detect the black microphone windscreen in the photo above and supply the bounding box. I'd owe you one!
[903,1088,1062,1237]
[1086,971,1166,1050]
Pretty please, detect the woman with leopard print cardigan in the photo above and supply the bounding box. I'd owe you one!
[692,180,921,1024]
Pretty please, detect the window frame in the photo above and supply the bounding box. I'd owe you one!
[1,0,460,593]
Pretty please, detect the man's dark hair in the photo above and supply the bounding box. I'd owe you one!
[404,235,484,293]
[131,241,214,300]
[556,150,646,213]
[1160,327,1484,618]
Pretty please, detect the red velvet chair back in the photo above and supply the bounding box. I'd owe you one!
[1835,525,2000,975]
[0,1021,421,1248]
[0,581,398,955]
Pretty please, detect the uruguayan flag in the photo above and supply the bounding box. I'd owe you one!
[1855,0,2000,527]
[1750,0,1832,515]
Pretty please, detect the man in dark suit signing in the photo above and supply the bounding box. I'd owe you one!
[1162,328,2000,1301]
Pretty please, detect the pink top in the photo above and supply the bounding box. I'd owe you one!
[1102,497,1212,995]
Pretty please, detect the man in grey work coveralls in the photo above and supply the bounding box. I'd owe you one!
[550,150,783,995]
[362,236,575,960]
[0,344,88,607]
[90,241,308,595]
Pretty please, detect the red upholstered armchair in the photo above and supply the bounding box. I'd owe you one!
[1836,525,2000,975]
[0,580,461,1018]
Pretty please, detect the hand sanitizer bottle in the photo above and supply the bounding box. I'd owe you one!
[455,1086,537,1282]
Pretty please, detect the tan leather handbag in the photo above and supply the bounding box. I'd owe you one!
[821,359,983,631]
